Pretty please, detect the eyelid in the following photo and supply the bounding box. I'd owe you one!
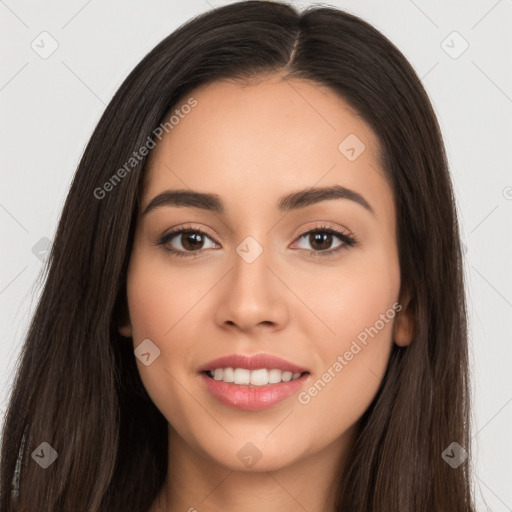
[155,221,357,258]
[161,223,219,241]
[159,221,353,244]
[290,222,358,257]
[290,220,355,241]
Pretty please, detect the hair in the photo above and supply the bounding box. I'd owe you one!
[0,1,474,511]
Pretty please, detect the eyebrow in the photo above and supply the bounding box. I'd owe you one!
[142,185,375,216]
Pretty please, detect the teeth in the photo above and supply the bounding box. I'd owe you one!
[223,367,234,382]
[233,368,250,385]
[250,369,268,386]
[281,371,293,382]
[207,368,304,386]
[268,369,282,384]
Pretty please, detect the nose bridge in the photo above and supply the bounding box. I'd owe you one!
[231,233,275,297]
[215,231,288,331]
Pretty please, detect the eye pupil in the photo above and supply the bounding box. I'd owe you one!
[182,231,204,251]
[310,232,332,251]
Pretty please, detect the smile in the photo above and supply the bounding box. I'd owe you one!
[198,353,311,411]
[205,367,305,386]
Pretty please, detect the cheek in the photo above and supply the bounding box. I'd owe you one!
[125,247,206,341]
[291,242,400,354]
[274,293,398,467]
[291,247,400,425]
[123,250,203,415]
[125,280,204,443]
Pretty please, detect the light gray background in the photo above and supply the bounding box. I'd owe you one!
[1,1,511,510]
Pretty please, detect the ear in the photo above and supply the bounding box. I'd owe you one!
[393,291,415,347]
[118,323,133,338]
[116,292,132,338]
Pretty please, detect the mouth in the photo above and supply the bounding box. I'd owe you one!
[203,367,308,386]
[198,353,311,411]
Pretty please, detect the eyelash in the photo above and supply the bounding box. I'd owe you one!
[155,223,358,259]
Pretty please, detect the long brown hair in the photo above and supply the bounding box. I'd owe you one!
[0,1,474,510]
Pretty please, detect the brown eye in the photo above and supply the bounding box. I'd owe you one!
[293,226,357,258]
[156,226,218,258]
[178,231,207,251]
[307,232,336,251]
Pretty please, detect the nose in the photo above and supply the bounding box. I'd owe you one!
[214,238,289,334]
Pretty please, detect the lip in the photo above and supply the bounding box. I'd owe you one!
[198,353,309,374]
[199,372,310,411]
[198,353,310,411]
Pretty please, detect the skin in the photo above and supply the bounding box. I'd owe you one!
[120,73,413,512]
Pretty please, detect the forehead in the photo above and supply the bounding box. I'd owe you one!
[141,76,390,219]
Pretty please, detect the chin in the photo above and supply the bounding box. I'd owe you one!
[193,430,312,473]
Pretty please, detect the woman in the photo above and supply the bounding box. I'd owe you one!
[0,1,475,511]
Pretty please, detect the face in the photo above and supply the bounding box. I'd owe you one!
[120,74,412,474]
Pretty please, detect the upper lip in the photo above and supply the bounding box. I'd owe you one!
[199,353,309,374]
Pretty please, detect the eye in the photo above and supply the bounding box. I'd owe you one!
[155,224,218,258]
[155,223,358,259]
[291,224,357,258]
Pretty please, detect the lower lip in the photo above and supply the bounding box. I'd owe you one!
[200,372,309,411]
